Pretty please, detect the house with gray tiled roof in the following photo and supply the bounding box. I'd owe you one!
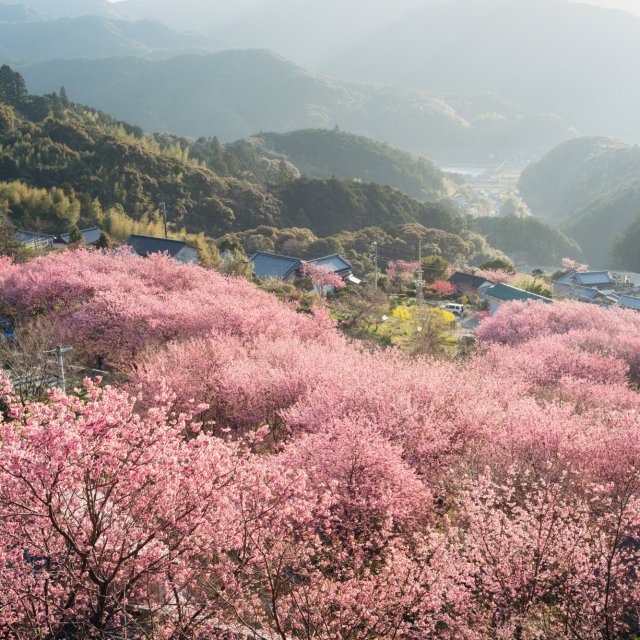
[552,281,618,306]
[448,271,493,298]
[16,227,104,249]
[614,294,640,311]
[15,229,55,248]
[308,254,353,278]
[126,234,198,264]
[554,269,616,292]
[250,251,357,284]
[57,227,103,246]
[250,252,302,281]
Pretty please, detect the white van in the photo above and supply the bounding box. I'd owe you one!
[442,303,464,316]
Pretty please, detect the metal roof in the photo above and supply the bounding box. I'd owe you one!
[308,253,353,274]
[556,270,616,287]
[616,295,640,310]
[486,283,553,303]
[448,271,492,288]
[250,251,301,280]
[126,234,194,258]
[59,227,103,245]
[15,229,54,247]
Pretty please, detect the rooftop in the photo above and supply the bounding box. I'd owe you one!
[449,271,492,288]
[59,227,103,245]
[15,229,54,246]
[556,270,616,287]
[126,234,195,258]
[486,283,553,304]
[308,253,353,274]
[250,251,301,280]
[615,294,640,310]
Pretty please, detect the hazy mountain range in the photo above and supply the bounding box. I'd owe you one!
[20,50,574,160]
[323,0,640,143]
[2,0,640,148]
[0,15,224,62]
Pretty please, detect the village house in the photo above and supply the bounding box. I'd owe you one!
[126,234,199,264]
[448,271,493,299]
[484,282,552,315]
[250,251,302,281]
[613,294,640,311]
[553,270,616,295]
[250,251,358,283]
[552,282,618,306]
[16,227,103,249]
[55,226,103,247]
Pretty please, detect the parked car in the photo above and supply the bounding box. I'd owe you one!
[441,303,464,316]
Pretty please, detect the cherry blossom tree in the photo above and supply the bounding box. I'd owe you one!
[427,279,457,295]
[385,259,419,293]
[3,250,640,637]
[300,262,345,299]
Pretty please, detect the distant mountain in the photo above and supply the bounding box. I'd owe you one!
[324,0,640,143]
[519,137,640,266]
[0,3,39,22]
[7,0,120,19]
[0,15,224,63]
[214,0,432,67]
[20,50,575,158]
[232,129,454,202]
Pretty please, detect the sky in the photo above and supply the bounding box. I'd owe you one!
[571,0,640,15]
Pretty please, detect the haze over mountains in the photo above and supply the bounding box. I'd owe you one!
[3,0,640,268]
[3,0,640,149]
[0,15,223,62]
[20,51,575,159]
[324,0,640,144]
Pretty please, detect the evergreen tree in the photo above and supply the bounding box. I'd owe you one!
[0,65,27,106]
[59,85,70,107]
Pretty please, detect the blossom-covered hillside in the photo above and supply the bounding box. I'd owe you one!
[1,250,640,638]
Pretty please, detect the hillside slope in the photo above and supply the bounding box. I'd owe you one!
[519,136,640,265]
[0,66,474,244]
[20,50,575,158]
[233,129,453,202]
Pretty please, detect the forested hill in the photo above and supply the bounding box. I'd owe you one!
[519,136,640,267]
[19,50,574,158]
[0,65,472,244]
[231,129,454,202]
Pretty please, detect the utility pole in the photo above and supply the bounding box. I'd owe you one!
[43,346,73,395]
[370,241,379,288]
[416,239,424,310]
[160,199,168,239]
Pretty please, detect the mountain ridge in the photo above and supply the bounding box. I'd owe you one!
[19,49,576,159]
